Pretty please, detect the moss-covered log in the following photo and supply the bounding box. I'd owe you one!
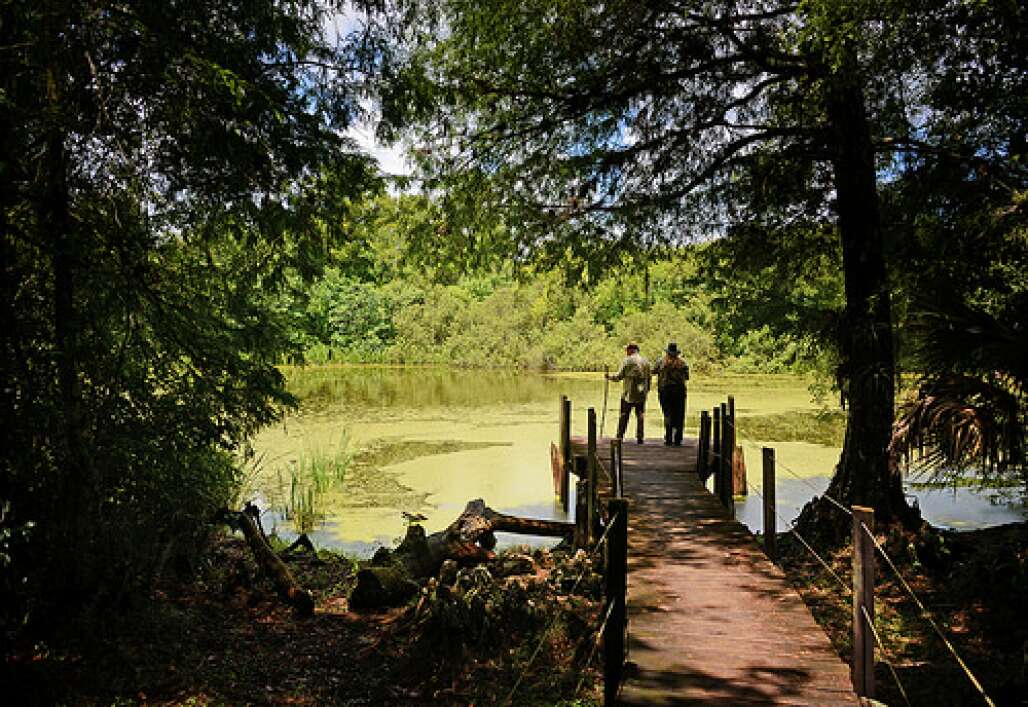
[350,499,572,609]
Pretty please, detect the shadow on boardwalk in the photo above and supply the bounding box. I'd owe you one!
[576,437,858,706]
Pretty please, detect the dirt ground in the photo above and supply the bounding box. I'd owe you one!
[3,534,605,706]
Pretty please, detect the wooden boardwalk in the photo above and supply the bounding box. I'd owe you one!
[573,437,858,706]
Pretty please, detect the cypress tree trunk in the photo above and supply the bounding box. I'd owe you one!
[816,73,910,526]
[42,15,92,597]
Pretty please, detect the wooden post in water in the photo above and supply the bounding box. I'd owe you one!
[587,407,598,544]
[732,446,748,495]
[560,396,572,513]
[852,505,876,699]
[604,497,629,707]
[711,406,721,496]
[762,447,777,562]
[610,438,623,498]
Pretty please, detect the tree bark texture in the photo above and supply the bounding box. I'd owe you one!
[42,20,93,592]
[821,71,909,523]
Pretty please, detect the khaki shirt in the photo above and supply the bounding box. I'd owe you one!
[611,352,651,403]
[653,355,689,389]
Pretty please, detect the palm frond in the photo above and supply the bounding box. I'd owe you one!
[908,298,1028,389]
[891,374,1024,480]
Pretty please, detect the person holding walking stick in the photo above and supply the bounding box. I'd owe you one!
[606,343,651,444]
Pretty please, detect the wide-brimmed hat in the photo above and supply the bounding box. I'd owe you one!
[666,342,680,356]
[626,342,639,353]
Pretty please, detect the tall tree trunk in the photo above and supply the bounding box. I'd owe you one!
[820,73,910,524]
[43,18,91,596]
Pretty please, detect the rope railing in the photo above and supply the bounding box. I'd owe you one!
[574,599,617,695]
[733,423,852,517]
[859,521,997,707]
[747,476,917,705]
[747,481,852,597]
[861,604,912,707]
[744,439,999,702]
[669,393,1006,706]
[594,452,613,484]
[504,508,626,706]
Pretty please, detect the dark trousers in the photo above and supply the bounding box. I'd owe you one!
[616,399,645,442]
[658,385,686,444]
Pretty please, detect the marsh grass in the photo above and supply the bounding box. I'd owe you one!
[276,433,353,534]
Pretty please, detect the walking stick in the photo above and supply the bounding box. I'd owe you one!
[600,365,610,438]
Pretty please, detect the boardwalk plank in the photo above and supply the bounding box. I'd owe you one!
[572,437,858,706]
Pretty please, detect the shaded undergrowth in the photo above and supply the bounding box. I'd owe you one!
[779,520,1027,706]
[2,532,604,706]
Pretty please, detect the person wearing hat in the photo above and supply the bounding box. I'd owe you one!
[605,343,651,444]
[652,342,689,446]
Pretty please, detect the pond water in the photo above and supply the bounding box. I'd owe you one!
[247,366,1026,556]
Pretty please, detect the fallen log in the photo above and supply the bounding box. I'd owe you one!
[350,499,573,609]
[282,533,318,557]
[219,508,315,616]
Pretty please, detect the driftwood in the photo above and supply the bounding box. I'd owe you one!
[350,499,573,609]
[282,533,319,557]
[219,508,315,616]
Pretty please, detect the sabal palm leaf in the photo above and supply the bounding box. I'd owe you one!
[891,374,1022,479]
[911,299,1028,389]
[892,298,1027,479]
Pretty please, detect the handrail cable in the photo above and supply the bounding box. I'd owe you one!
[859,521,996,707]
[751,481,910,705]
[573,599,616,696]
[593,451,614,483]
[860,604,912,707]
[747,482,852,597]
[590,508,619,558]
[732,424,852,517]
[504,509,622,705]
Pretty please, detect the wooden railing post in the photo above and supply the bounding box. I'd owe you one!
[587,407,598,543]
[698,410,710,479]
[718,402,730,509]
[604,497,629,707]
[560,396,572,513]
[852,505,875,699]
[610,438,623,498]
[723,399,735,514]
[762,447,777,561]
[712,406,721,496]
[574,480,589,549]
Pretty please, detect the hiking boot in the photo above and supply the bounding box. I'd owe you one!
[637,438,644,445]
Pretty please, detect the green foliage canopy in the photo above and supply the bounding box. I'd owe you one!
[0,0,384,619]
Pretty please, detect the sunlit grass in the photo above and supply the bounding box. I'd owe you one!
[736,410,846,448]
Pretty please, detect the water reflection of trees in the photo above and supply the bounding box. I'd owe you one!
[282,367,603,412]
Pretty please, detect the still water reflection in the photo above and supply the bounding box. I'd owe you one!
[248,366,1025,556]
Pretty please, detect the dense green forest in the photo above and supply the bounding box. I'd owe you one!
[2,0,1026,704]
[274,195,839,372]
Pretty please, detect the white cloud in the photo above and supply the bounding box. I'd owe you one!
[347,119,411,179]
